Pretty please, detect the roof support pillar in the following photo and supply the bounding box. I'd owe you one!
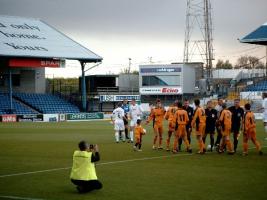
[9,69,13,113]
[81,61,87,112]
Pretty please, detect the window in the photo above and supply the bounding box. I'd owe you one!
[142,75,180,86]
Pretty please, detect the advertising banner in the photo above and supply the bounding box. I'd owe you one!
[100,95,140,102]
[43,114,59,122]
[17,114,43,122]
[9,58,65,68]
[140,87,182,95]
[67,113,104,121]
[1,114,17,122]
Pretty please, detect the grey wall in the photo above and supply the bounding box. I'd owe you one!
[119,74,139,92]
[182,64,196,93]
[0,68,46,94]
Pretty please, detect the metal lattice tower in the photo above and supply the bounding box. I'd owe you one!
[183,0,214,78]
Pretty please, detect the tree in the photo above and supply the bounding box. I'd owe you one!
[216,59,233,69]
[235,56,265,69]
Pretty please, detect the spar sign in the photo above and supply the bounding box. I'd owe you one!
[140,87,182,95]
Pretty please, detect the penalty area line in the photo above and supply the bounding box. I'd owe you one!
[1,145,267,179]
[0,153,191,178]
[0,195,44,200]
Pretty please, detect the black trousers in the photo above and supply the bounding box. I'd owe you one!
[71,179,102,193]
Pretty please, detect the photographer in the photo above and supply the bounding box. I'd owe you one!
[70,141,102,193]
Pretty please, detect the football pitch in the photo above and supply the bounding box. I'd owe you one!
[0,121,267,200]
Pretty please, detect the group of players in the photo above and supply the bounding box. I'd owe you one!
[111,93,267,155]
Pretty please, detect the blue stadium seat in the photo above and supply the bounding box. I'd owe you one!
[13,93,80,114]
[0,93,38,115]
[245,80,267,92]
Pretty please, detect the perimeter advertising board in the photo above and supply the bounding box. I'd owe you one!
[67,113,104,121]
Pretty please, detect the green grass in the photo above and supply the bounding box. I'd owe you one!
[0,121,267,200]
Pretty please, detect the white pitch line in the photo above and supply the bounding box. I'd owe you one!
[0,145,266,179]
[0,195,44,200]
[0,153,191,178]
[0,167,70,178]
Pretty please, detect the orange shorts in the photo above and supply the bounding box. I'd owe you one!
[244,129,256,140]
[196,123,205,136]
[154,124,163,134]
[168,121,175,132]
[221,125,231,137]
[135,136,142,143]
[176,125,187,138]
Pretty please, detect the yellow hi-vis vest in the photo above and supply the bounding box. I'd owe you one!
[70,150,98,181]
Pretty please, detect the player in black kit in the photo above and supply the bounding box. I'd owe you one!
[203,100,217,151]
[228,99,244,152]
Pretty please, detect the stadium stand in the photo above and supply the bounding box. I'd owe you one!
[13,93,80,114]
[0,93,38,114]
[245,80,267,91]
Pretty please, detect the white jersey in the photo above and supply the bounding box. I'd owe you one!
[129,104,143,120]
[263,98,267,122]
[112,107,125,121]
[215,104,223,118]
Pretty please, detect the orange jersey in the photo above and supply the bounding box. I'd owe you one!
[147,107,165,126]
[192,107,206,126]
[173,108,189,125]
[219,109,232,127]
[165,106,178,122]
[243,111,256,132]
[135,125,145,138]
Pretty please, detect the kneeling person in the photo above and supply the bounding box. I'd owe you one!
[70,141,102,193]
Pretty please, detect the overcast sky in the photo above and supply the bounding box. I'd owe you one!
[0,0,267,77]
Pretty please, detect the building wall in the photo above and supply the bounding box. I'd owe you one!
[118,74,139,92]
[139,63,198,95]
[0,67,46,93]
[183,63,197,93]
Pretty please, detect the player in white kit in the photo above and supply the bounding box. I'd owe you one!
[129,99,143,143]
[111,102,126,143]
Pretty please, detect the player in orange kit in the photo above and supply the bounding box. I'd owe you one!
[218,103,235,154]
[146,99,166,149]
[133,119,146,152]
[165,101,178,151]
[191,99,206,154]
[242,103,263,156]
[173,102,192,153]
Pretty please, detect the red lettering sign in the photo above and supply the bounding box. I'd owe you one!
[162,88,179,93]
[9,58,61,68]
[1,114,17,122]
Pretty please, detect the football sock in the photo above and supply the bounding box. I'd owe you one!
[130,131,134,141]
[187,134,191,144]
[159,134,163,146]
[234,138,238,151]
[125,128,129,139]
[243,142,248,153]
[115,132,119,142]
[178,138,182,150]
[121,131,126,141]
[210,135,214,150]
[153,135,158,145]
[252,138,261,152]
[226,140,233,152]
